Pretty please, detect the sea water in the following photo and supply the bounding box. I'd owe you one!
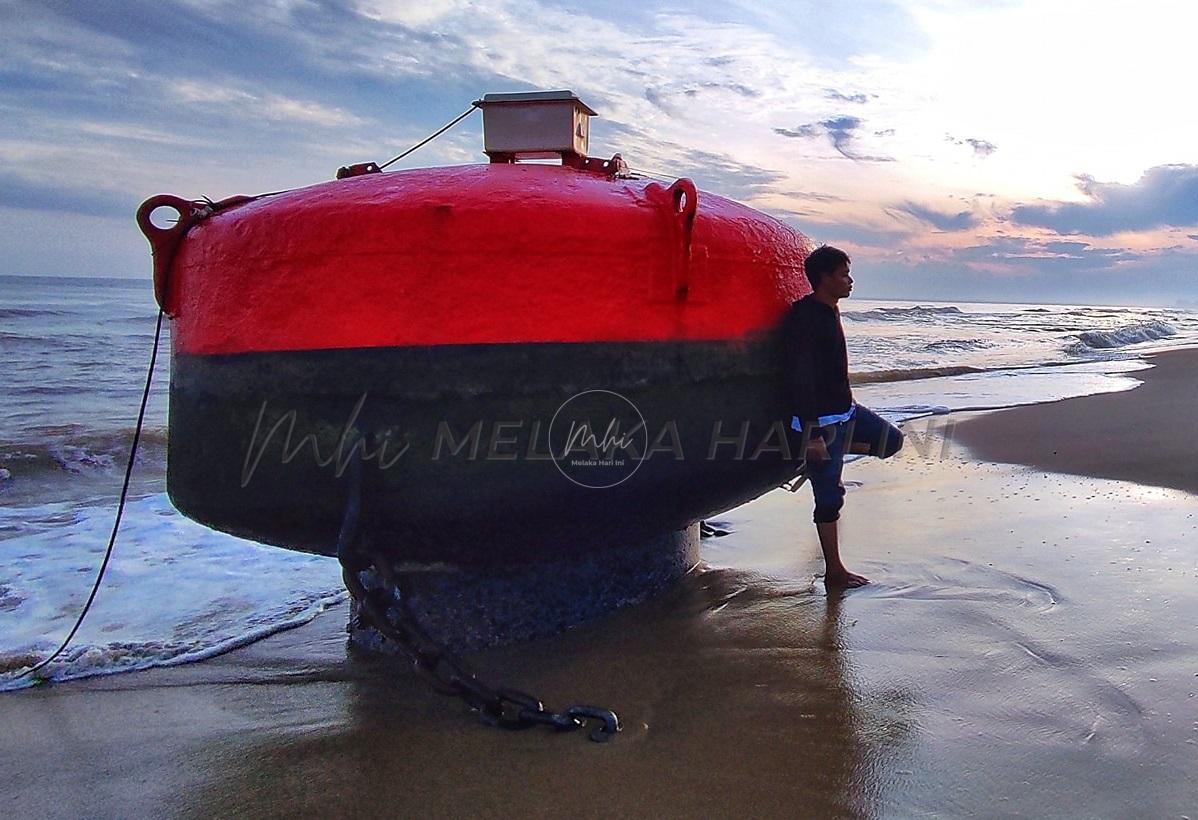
[2,275,1196,688]
[843,298,1197,422]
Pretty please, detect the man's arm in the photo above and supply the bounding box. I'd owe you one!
[781,304,822,432]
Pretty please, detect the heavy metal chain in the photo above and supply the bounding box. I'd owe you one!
[339,549,620,742]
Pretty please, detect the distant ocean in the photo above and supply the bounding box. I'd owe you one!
[2,275,1196,688]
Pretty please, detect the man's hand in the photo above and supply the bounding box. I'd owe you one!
[806,435,829,465]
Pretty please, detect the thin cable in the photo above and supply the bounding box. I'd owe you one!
[627,165,680,182]
[378,105,479,171]
[14,308,165,683]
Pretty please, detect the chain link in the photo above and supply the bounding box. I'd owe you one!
[340,553,620,742]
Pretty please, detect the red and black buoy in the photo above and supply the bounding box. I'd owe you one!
[138,90,814,650]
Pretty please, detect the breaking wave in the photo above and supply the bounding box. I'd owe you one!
[0,427,167,479]
[1073,321,1177,350]
[925,339,995,352]
[843,305,965,322]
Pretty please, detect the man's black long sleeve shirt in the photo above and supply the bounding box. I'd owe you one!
[781,294,854,428]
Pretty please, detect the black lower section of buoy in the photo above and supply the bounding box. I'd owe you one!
[168,338,800,566]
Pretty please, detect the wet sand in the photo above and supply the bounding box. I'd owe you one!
[3,353,1198,817]
[953,348,1198,494]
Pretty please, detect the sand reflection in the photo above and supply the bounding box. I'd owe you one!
[190,567,915,817]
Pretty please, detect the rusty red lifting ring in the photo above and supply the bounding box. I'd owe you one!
[136,194,211,316]
[136,194,255,315]
[667,178,699,301]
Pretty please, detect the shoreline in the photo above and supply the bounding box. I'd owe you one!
[951,348,1198,494]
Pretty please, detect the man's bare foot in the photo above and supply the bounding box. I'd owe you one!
[824,568,869,588]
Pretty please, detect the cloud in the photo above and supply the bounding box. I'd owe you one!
[774,116,893,162]
[645,82,759,115]
[824,89,873,104]
[706,0,930,66]
[328,0,795,133]
[169,80,365,127]
[0,171,134,219]
[1042,240,1091,254]
[0,2,138,84]
[681,147,786,201]
[946,134,997,157]
[774,125,820,139]
[74,121,201,145]
[777,212,915,249]
[644,86,673,113]
[694,81,760,98]
[853,235,1198,305]
[811,116,860,157]
[949,236,1131,268]
[604,122,785,202]
[897,202,979,231]
[765,205,820,219]
[1011,164,1198,236]
[778,189,845,204]
[0,0,840,219]
[966,139,997,156]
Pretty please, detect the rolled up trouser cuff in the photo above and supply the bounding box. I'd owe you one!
[813,507,842,524]
[810,475,846,523]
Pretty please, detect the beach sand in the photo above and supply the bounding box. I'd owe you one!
[3,352,1197,818]
[953,348,1198,495]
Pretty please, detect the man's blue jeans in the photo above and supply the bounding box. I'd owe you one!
[805,406,903,523]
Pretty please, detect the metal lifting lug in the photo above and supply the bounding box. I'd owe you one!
[565,153,630,177]
[336,162,383,179]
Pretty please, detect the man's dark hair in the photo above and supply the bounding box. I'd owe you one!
[803,245,850,290]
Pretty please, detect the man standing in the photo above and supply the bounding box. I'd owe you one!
[782,245,904,588]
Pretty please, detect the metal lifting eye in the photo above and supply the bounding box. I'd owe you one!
[147,204,182,230]
[135,194,210,316]
[666,178,698,225]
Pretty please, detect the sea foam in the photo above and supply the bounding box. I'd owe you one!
[0,493,345,691]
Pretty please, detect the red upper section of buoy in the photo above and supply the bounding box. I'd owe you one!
[159,163,813,355]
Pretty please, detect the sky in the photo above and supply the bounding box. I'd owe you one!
[1,0,1196,305]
